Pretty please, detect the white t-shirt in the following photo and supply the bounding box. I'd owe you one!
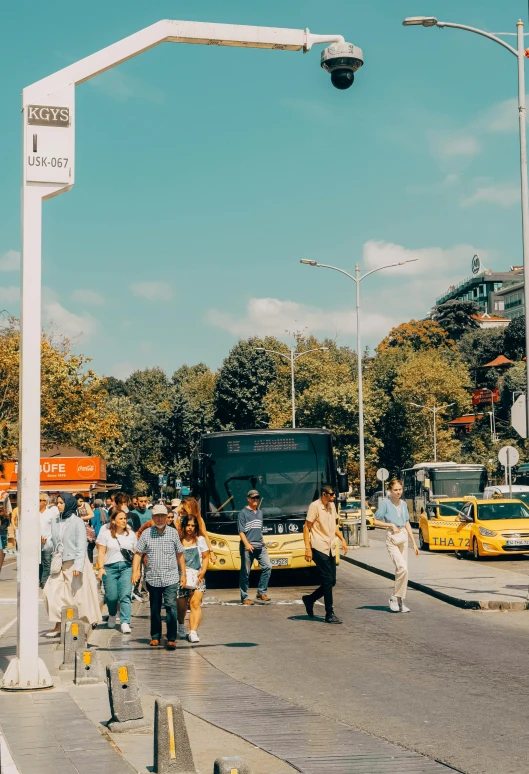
[96,527,138,565]
[40,505,60,540]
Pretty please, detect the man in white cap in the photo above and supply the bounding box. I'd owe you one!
[132,504,186,650]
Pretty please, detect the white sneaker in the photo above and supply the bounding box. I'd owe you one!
[107,615,117,628]
[399,600,410,613]
[177,623,187,640]
[121,622,131,634]
[389,596,400,613]
[131,590,143,602]
[188,630,200,643]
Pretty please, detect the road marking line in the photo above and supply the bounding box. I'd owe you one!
[0,616,17,638]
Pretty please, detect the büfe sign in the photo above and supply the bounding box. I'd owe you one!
[0,457,106,487]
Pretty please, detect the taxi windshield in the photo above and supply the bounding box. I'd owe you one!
[477,502,529,521]
[438,500,467,516]
[342,501,361,511]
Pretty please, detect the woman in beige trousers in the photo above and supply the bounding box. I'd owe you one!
[374,479,419,613]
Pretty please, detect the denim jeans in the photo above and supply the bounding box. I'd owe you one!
[239,544,272,600]
[102,561,133,624]
[146,582,179,642]
[39,549,52,587]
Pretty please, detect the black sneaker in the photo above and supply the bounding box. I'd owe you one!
[302,594,315,618]
[325,613,342,624]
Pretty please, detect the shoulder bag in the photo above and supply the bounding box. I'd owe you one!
[116,534,134,564]
[50,520,68,575]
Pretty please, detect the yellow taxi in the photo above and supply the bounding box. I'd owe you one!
[420,498,529,558]
[339,498,374,528]
[418,496,476,551]
[207,531,341,571]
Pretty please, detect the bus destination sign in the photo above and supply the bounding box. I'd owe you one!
[227,437,309,454]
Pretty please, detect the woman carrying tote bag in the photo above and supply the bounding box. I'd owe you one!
[176,513,209,643]
[43,492,102,637]
[374,479,419,614]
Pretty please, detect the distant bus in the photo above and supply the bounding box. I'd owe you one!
[191,428,340,571]
[401,462,488,524]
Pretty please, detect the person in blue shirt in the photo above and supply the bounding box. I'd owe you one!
[91,499,108,539]
[237,489,272,605]
[374,478,419,614]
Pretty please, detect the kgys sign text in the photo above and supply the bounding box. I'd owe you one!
[25,99,74,187]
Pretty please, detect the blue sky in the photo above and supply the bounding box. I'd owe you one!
[1,0,528,377]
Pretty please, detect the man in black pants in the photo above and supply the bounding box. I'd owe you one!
[302,485,348,624]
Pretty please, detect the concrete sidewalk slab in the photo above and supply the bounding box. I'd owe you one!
[344,540,529,610]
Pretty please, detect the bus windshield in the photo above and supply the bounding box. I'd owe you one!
[430,470,487,498]
[202,432,333,521]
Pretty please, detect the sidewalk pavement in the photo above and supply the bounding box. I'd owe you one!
[0,557,295,774]
[344,540,529,610]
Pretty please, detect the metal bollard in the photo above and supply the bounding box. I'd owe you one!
[107,662,148,732]
[59,618,86,671]
[213,757,251,774]
[74,649,103,685]
[60,605,79,646]
[153,697,197,774]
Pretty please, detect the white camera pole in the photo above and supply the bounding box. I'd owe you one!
[5,19,347,690]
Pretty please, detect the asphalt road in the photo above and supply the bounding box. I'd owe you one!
[372,526,529,575]
[204,561,529,774]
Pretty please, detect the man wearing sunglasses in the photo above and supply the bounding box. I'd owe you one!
[238,489,272,605]
[302,485,348,624]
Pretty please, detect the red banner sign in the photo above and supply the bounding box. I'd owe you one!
[472,388,499,406]
[0,457,106,488]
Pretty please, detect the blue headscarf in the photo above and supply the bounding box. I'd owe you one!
[59,492,79,520]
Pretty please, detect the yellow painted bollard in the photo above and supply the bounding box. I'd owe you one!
[213,758,251,774]
[59,618,86,670]
[74,648,103,685]
[153,697,197,773]
[60,604,79,646]
[107,662,148,732]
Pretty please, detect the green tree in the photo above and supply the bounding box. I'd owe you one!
[214,337,282,429]
[457,327,506,385]
[503,315,526,360]
[430,300,479,341]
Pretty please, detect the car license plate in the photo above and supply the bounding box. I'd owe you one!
[271,558,288,567]
[506,540,529,546]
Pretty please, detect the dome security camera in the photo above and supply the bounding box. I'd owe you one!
[321,41,364,90]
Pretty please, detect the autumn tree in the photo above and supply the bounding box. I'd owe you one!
[377,319,453,353]
[0,320,119,459]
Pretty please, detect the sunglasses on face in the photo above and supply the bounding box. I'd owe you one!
[323,492,336,497]
[249,496,259,500]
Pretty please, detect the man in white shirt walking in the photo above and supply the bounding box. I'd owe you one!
[39,492,59,588]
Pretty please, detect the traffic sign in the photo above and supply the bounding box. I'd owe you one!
[416,470,425,482]
[511,394,527,439]
[376,468,389,482]
[498,445,520,468]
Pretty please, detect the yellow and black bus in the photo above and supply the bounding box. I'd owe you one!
[192,428,343,571]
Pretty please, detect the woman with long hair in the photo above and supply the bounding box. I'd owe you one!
[176,512,209,642]
[373,478,419,613]
[97,510,137,634]
[43,492,101,637]
[176,498,216,564]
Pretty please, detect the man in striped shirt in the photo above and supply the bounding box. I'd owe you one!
[238,489,272,605]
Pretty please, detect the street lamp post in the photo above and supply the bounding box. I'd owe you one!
[403,14,529,438]
[255,347,328,427]
[408,402,456,462]
[300,257,418,546]
[8,19,361,692]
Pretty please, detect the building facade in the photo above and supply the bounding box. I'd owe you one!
[435,265,523,317]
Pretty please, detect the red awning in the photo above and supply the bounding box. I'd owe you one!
[483,355,514,367]
[448,414,484,426]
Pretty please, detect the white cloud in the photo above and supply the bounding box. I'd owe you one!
[73,289,104,306]
[432,134,480,158]
[362,240,488,277]
[0,250,20,271]
[460,184,519,209]
[43,300,97,340]
[89,69,165,104]
[0,286,20,303]
[129,281,173,301]
[207,297,397,342]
